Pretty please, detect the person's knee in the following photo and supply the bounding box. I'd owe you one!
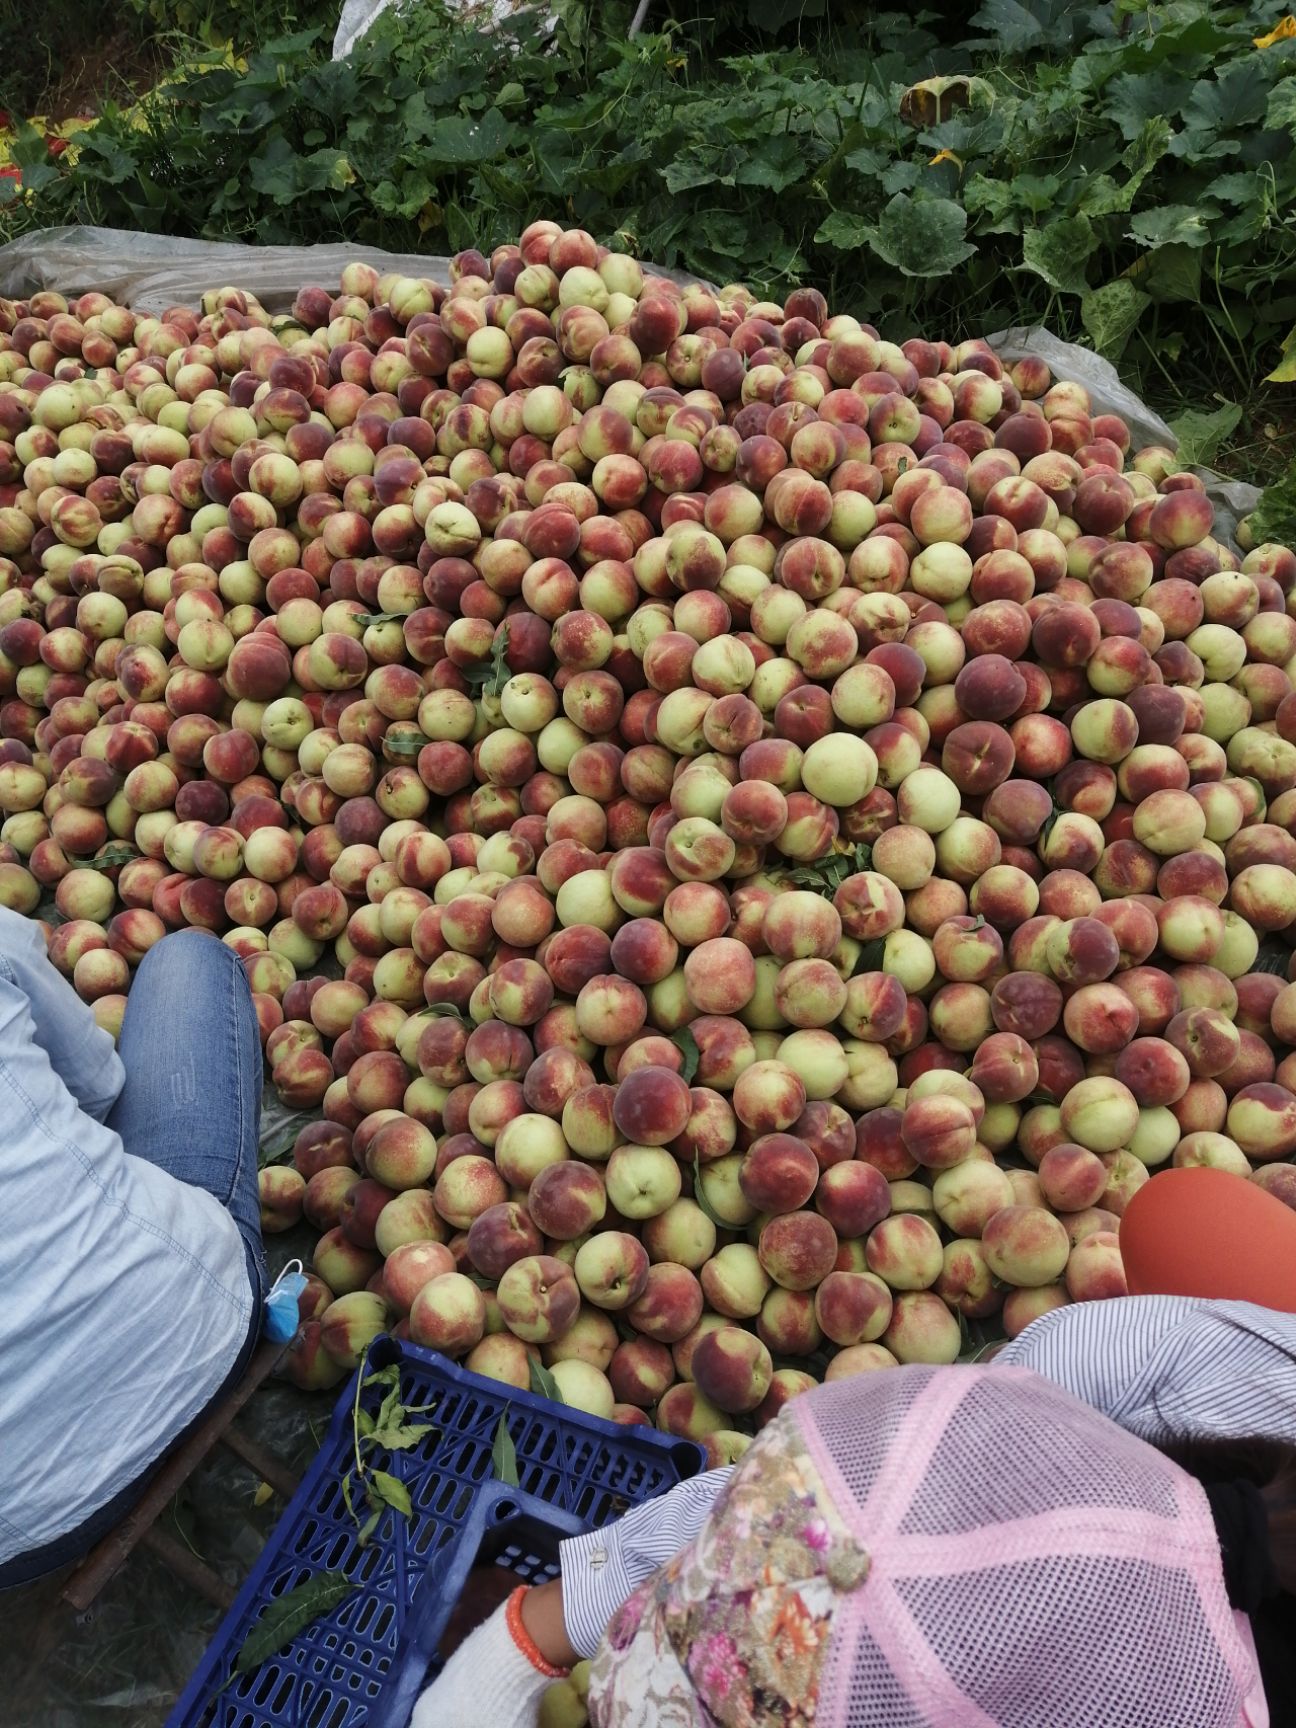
[137,927,245,990]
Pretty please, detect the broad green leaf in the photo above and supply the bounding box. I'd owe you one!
[862,193,977,279]
[671,1026,701,1084]
[1247,466,1296,549]
[420,109,516,165]
[368,1471,413,1518]
[815,212,867,250]
[966,0,1090,54]
[1103,71,1188,142]
[1019,215,1096,295]
[1115,114,1174,210]
[961,174,1027,232]
[1182,62,1271,139]
[1000,173,1064,216]
[843,145,890,177]
[1166,403,1243,467]
[1137,243,1203,306]
[1266,325,1296,384]
[1204,170,1265,205]
[492,1415,520,1487]
[229,1573,356,1681]
[1071,173,1128,218]
[880,161,924,196]
[1267,76,1296,132]
[663,156,720,195]
[1128,205,1213,249]
[1080,279,1150,360]
[734,137,805,193]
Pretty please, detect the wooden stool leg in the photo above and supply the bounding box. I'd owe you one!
[217,1425,301,1501]
[138,1527,237,1610]
[60,1340,289,1613]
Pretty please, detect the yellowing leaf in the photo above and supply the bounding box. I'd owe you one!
[1255,15,1296,47]
[929,149,964,169]
[1265,326,1296,383]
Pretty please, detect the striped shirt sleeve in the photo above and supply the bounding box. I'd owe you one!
[560,1295,1296,1658]
[559,1469,733,1658]
[997,1294,1296,1444]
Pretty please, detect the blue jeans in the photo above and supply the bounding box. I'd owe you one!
[0,928,266,1589]
[108,930,266,1299]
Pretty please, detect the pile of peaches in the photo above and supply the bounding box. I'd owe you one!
[1,221,1295,1450]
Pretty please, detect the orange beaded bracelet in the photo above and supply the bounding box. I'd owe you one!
[506,1585,571,1680]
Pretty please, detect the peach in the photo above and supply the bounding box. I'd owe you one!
[967,1032,1038,1104]
[382,1240,457,1315]
[1114,1036,1190,1107]
[366,1117,439,1191]
[699,1243,771,1319]
[762,890,842,961]
[1099,1148,1149,1217]
[312,1224,381,1297]
[409,1272,486,1356]
[464,1334,539,1390]
[1059,1076,1139,1153]
[757,1209,838,1290]
[683,936,756,1014]
[1166,1007,1240,1078]
[814,1160,891,1238]
[1001,1283,1070,1337]
[881,1290,961,1364]
[573,1230,651,1309]
[1064,1231,1128,1302]
[605,1144,683,1219]
[545,1308,618,1373]
[933,1238,1000,1320]
[822,1342,899,1380]
[753,1286,821,1359]
[930,1158,1014,1237]
[496,1254,582,1342]
[982,1204,1070,1287]
[1062,983,1139,1056]
[864,1212,943,1291]
[373,1190,447,1257]
[625,1262,705,1342]
[901,1094,977,1170]
[1045,916,1119,985]
[813,1269,892,1346]
[612,1063,693,1145]
[690,1326,773,1415]
[990,972,1063,1040]
[655,1381,727,1440]
[739,1132,819,1214]
[467,1201,544,1279]
[1226,1082,1296,1161]
[608,1338,676,1408]
[1038,1142,1109,1213]
[319,1291,389,1369]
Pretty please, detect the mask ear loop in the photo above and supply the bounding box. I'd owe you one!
[263,1258,308,1343]
[268,1257,304,1293]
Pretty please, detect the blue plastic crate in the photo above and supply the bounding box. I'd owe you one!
[166,1339,704,1728]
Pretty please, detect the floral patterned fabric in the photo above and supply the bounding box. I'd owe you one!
[588,1410,872,1726]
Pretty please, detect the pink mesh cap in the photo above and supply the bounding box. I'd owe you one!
[796,1364,1262,1728]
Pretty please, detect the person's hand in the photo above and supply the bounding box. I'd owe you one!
[411,1582,575,1728]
